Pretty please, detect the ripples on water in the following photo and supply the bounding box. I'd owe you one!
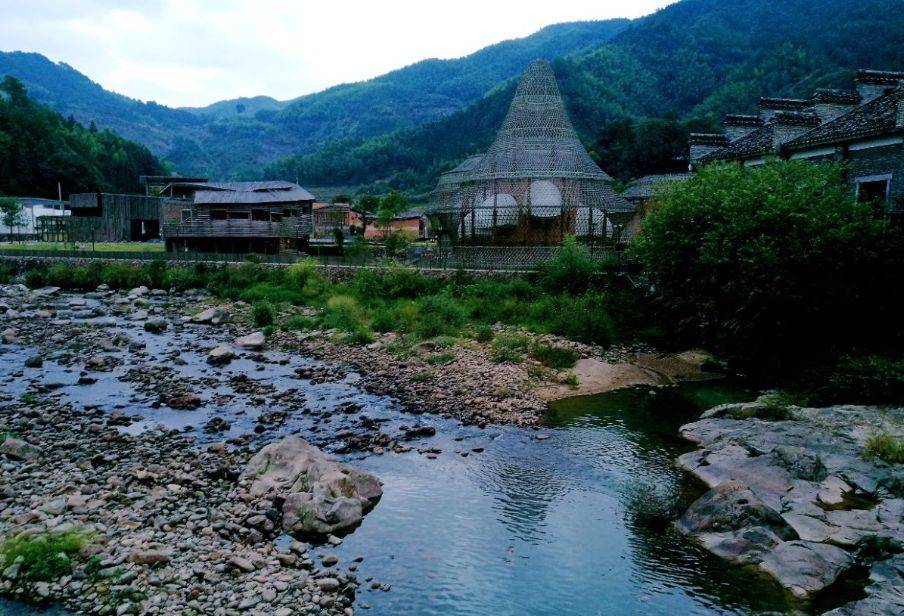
[0,306,797,615]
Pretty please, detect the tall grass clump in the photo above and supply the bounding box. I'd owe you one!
[490,332,530,363]
[862,434,904,465]
[530,343,580,370]
[1,529,91,581]
[322,295,372,343]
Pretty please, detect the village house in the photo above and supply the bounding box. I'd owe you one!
[0,197,68,240]
[311,202,363,239]
[161,180,315,254]
[364,210,430,241]
[695,69,904,213]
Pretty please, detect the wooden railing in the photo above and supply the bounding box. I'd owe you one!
[162,216,312,239]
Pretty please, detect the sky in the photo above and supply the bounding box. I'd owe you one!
[0,0,674,108]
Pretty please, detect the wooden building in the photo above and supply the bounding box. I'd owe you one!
[63,193,185,242]
[161,181,314,254]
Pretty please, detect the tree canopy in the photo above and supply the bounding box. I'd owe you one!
[631,161,903,371]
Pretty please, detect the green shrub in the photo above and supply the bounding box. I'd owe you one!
[284,258,320,289]
[414,294,466,339]
[490,332,530,363]
[863,434,904,464]
[1,529,91,581]
[371,301,419,334]
[426,351,456,365]
[529,292,616,346]
[251,300,276,327]
[631,160,902,372]
[530,343,580,370]
[282,315,318,331]
[0,261,17,283]
[344,235,370,262]
[817,354,904,405]
[537,235,601,293]
[262,325,275,338]
[384,232,412,257]
[351,266,437,300]
[474,324,494,343]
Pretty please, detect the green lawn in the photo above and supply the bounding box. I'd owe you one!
[0,242,165,252]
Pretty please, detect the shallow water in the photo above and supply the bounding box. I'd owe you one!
[0,301,806,615]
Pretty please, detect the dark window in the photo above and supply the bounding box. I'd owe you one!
[251,210,269,221]
[228,211,249,220]
[857,180,889,205]
[211,210,227,220]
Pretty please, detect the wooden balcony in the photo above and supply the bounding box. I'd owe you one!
[162,216,312,239]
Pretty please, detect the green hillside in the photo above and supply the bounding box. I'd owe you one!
[265,0,904,195]
[0,77,166,199]
[0,20,629,178]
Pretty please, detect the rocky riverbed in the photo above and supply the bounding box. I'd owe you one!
[0,283,435,614]
[2,281,900,615]
[676,399,903,614]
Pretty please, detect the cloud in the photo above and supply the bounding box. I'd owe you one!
[0,0,674,107]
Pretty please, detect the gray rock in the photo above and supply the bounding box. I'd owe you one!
[759,540,853,598]
[191,307,230,325]
[1,327,20,344]
[207,346,235,366]
[677,480,793,539]
[236,331,265,351]
[1,436,40,461]
[24,356,43,368]
[144,317,168,333]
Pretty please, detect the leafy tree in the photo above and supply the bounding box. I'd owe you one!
[631,160,903,372]
[376,190,408,227]
[331,194,354,204]
[0,197,25,240]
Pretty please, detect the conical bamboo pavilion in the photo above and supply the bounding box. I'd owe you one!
[430,60,634,252]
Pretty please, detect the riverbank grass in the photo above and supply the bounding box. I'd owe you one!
[862,434,904,464]
[1,529,91,581]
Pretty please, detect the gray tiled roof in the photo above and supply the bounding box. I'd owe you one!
[622,173,692,200]
[811,89,861,105]
[699,125,775,162]
[783,86,903,150]
[175,181,316,205]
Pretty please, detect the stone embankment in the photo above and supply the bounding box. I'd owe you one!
[676,400,903,613]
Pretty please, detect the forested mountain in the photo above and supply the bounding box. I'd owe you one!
[0,20,629,178]
[0,77,166,199]
[266,0,904,195]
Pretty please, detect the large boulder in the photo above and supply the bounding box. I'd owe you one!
[241,436,381,535]
[677,480,794,539]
